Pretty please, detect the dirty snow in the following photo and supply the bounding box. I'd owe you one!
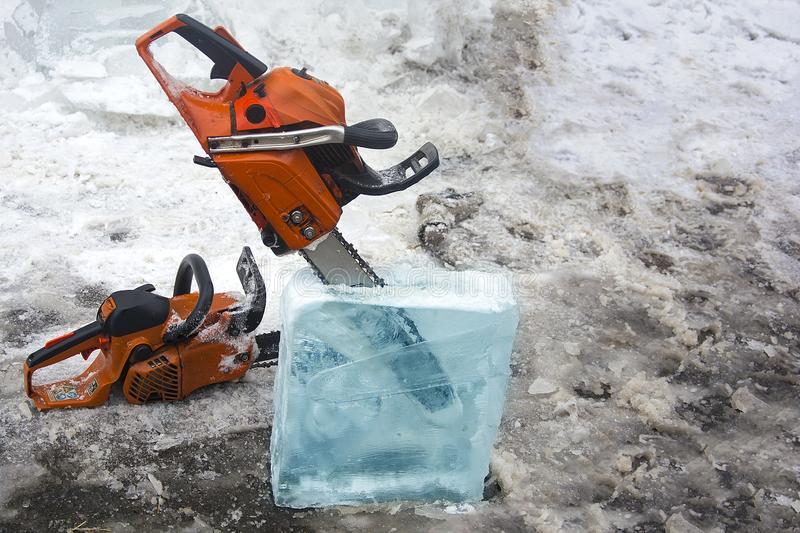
[1,0,800,531]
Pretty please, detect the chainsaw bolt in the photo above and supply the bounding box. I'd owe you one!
[302,227,316,240]
[292,135,301,144]
[261,227,279,247]
[289,210,304,224]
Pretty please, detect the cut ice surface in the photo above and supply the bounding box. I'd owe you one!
[270,268,519,507]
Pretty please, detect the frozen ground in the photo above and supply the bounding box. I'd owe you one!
[1,0,799,531]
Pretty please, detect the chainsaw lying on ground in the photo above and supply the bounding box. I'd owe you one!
[23,247,279,410]
[23,14,449,411]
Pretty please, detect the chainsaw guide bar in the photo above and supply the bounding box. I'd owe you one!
[299,228,385,288]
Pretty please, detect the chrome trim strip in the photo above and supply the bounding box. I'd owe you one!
[207,125,345,153]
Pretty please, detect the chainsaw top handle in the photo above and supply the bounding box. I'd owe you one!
[163,253,214,343]
[135,13,266,104]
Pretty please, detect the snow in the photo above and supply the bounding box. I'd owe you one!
[146,472,163,496]
[1,0,799,530]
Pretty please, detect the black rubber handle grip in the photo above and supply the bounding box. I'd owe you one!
[174,14,267,80]
[343,118,398,150]
[164,253,214,343]
[333,141,439,196]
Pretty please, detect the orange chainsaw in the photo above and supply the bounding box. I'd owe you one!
[136,13,438,282]
[23,247,278,410]
[135,14,456,413]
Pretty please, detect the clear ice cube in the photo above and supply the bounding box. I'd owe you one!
[270,268,519,507]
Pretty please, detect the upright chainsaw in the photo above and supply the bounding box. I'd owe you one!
[137,14,437,272]
[136,14,455,412]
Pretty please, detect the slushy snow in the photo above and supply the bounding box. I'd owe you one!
[1,0,799,530]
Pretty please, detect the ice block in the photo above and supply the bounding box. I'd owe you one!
[270,267,519,507]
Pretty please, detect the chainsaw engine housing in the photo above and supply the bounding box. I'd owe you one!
[122,339,251,404]
[137,14,439,256]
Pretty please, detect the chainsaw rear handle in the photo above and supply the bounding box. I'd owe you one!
[164,253,214,343]
[23,321,105,396]
[135,14,266,104]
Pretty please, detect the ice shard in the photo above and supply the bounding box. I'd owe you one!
[270,268,519,507]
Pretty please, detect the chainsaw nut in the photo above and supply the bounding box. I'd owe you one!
[302,227,316,240]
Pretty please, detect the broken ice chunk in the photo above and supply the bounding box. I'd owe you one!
[563,342,581,356]
[528,377,558,396]
[730,386,768,413]
[271,268,519,507]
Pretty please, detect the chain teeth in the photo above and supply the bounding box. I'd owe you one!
[251,359,278,368]
[298,249,327,284]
